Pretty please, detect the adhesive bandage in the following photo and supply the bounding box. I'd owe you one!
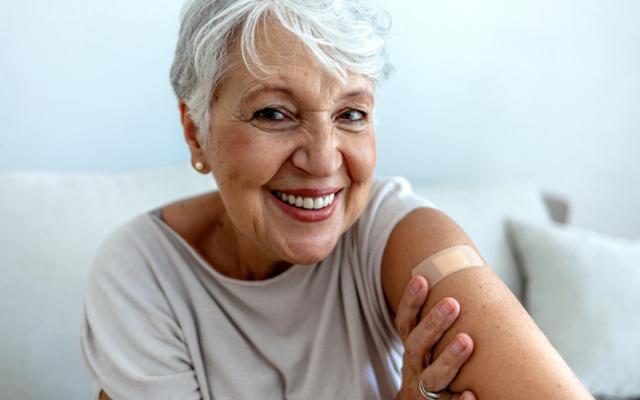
[411,244,486,289]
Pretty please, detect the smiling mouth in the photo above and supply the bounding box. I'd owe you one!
[270,190,339,210]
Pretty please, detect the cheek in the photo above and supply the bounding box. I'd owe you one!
[340,134,376,224]
[342,134,376,182]
[210,126,293,188]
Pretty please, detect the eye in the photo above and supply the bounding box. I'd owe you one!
[249,106,298,131]
[338,109,367,122]
[253,107,287,121]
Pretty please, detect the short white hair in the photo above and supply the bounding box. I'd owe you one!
[169,0,392,148]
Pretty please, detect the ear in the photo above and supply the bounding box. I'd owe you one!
[179,100,210,173]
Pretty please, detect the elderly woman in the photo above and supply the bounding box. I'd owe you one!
[80,1,594,399]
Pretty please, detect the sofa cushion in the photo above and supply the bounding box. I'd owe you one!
[506,217,640,398]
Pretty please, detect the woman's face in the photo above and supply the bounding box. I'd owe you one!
[195,21,376,266]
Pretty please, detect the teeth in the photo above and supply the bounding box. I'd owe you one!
[303,198,314,209]
[274,191,337,210]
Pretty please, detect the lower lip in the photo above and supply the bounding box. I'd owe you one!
[270,191,341,222]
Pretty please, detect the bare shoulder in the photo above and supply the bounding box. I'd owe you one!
[159,191,221,245]
[381,206,493,315]
[380,207,593,399]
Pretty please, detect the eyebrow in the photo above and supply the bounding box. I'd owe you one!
[241,84,294,105]
[240,83,374,106]
[341,89,374,104]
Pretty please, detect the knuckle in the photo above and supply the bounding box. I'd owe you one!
[416,318,441,350]
[423,316,439,333]
[403,343,418,362]
[440,351,459,369]
[432,304,455,326]
[397,292,409,310]
[393,315,402,331]
[394,317,409,338]
[397,325,408,339]
[405,294,422,309]
[421,318,445,343]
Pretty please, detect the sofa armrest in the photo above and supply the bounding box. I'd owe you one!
[542,192,570,224]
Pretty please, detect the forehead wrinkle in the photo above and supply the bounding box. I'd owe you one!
[223,19,375,110]
[239,82,295,109]
[238,75,373,110]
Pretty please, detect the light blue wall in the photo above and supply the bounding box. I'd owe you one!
[1,0,639,238]
[1,0,187,171]
[374,0,640,239]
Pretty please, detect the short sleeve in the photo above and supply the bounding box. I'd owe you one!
[351,177,439,350]
[79,220,201,400]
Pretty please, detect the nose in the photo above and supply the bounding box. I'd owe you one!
[291,122,343,178]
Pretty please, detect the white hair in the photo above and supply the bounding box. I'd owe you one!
[169,0,392,148]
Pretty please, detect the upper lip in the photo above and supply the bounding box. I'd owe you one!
[272,188,341,197]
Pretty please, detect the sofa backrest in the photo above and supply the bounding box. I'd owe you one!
[0,164,214,399]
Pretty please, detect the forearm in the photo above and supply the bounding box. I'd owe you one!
[422,266,593,399]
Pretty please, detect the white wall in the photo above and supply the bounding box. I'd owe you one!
[1,0,639,239]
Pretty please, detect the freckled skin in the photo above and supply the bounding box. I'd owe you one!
[170,19,378,281]
[382,208,595,399]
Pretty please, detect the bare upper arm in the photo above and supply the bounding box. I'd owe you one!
[99,390,111,400]
[381,207,593,399]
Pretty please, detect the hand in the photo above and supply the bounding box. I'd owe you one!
[394,275,476,400]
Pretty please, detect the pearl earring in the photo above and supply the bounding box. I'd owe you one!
[194,161,205,171]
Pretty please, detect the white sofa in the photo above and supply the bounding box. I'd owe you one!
[0,163,626,399]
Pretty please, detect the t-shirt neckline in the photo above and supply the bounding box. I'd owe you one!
[146,208,316,287]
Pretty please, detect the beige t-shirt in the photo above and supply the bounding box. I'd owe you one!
[80,177,437,400]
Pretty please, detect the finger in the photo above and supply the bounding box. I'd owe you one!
[447,391,476,400]
[403,297,460,371]
[420,333,474,394]
[394,275,429,340]
[460,391,477,400]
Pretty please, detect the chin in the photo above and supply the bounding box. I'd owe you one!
[279,235,340,265]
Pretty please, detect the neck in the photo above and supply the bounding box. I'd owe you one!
[205,196,293,281]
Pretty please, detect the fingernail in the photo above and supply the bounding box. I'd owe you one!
[409,278,421,294]
[437,299,454,316]
[451,338,466,354]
